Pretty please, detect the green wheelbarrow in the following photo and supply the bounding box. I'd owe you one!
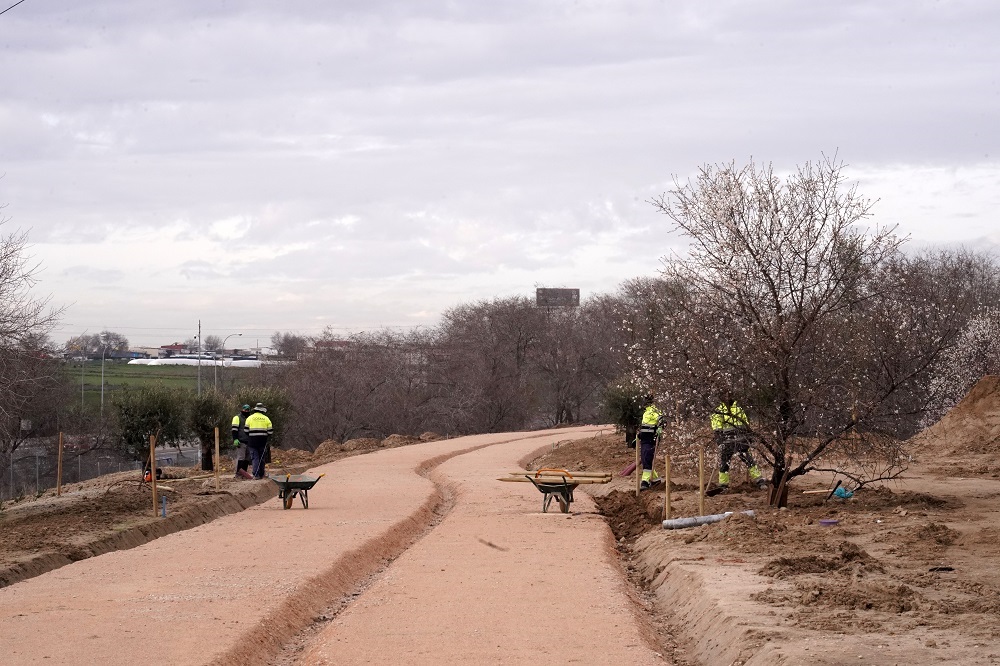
[497,469,612,513]
[270,473,325,510]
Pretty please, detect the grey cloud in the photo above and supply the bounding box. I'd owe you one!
[178,260,225,281]
[3,0,998,342]
[59,265,125,283]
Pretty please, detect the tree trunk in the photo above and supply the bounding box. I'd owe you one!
[201,440,214,471]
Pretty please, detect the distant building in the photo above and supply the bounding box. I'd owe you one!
[112,349,151,360]
[159,343,188,358]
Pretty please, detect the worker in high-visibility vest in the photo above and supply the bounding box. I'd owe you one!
[245,403,274,479]
[231,404,253,479]
[711,397,766,490]
[637,396,665,490]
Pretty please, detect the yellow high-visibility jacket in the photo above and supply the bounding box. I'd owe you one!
[711,401,748,431]
[638,405,663,434]
[245,411,273,448]
[231,413,249,442]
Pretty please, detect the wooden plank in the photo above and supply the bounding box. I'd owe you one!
[534,478,609,483]
[507,470,611,478]
[497,476,611,484]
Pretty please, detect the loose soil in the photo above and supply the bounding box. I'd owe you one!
[528,375,1000,664]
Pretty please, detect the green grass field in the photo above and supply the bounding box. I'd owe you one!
[65,361,257,407]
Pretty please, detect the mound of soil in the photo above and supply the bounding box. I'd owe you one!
[342,437,380,451]
[593,490,662,539]
[760,541,885,578]
[911,375,1000,456]
[527,432,633,475]
[381,434,421,448]
[314,439,341,457]
[532,385,1000,661]
[270,447,314,465]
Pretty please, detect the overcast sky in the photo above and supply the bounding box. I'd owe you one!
[1,0,998,348]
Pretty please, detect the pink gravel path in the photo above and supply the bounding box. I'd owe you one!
[299,429,663,664]
[0,427,647,665]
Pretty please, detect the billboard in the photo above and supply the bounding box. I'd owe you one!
[536,288,580,307]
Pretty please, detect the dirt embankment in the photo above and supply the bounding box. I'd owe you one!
[532,377,1000,664]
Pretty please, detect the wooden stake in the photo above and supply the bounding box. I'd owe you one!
[506,470,611,478]
[56,432,64,497]
[664,450,671,521]
[150,434,158,518]
[634,434,641,497]
[698,443,705,517]
[214,427,220,491]
[667,400,678,521]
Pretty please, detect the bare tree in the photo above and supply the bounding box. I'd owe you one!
[271,331,309,359]
[202,334,222,351]
[532,302,620,425]
[0,338,71,472]
[0,228,61,346]
[436,297,546,433]
[637,156,964,500]
[99,330,129,356]
[270,327,446,447]
[0,218,65,479]
[66,331,129,357]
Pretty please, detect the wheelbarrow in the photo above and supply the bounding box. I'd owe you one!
[497,468,612,513]
[270,473,325,510]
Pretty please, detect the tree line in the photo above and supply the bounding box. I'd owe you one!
[2,155,1000,492]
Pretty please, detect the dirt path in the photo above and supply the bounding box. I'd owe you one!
[0,427,638,665]
[298,428,664,664]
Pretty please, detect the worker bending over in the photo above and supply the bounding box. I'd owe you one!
[711,397,767,491]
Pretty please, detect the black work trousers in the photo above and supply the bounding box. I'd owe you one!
[249,445,267,479]
[638,430,657,470]
[715,428,756,474]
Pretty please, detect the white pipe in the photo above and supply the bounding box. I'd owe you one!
[662,510,755,530]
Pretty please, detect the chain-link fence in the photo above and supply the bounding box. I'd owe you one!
[2,446,202,501]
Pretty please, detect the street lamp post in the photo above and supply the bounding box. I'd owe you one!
[100,334,107,418]
[218,333,243,392]
[196,320,202,397]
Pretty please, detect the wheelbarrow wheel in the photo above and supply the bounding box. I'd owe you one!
[283,492,295,510]
[557,494,569,513]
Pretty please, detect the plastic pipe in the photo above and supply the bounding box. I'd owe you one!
[662,510,755,530]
